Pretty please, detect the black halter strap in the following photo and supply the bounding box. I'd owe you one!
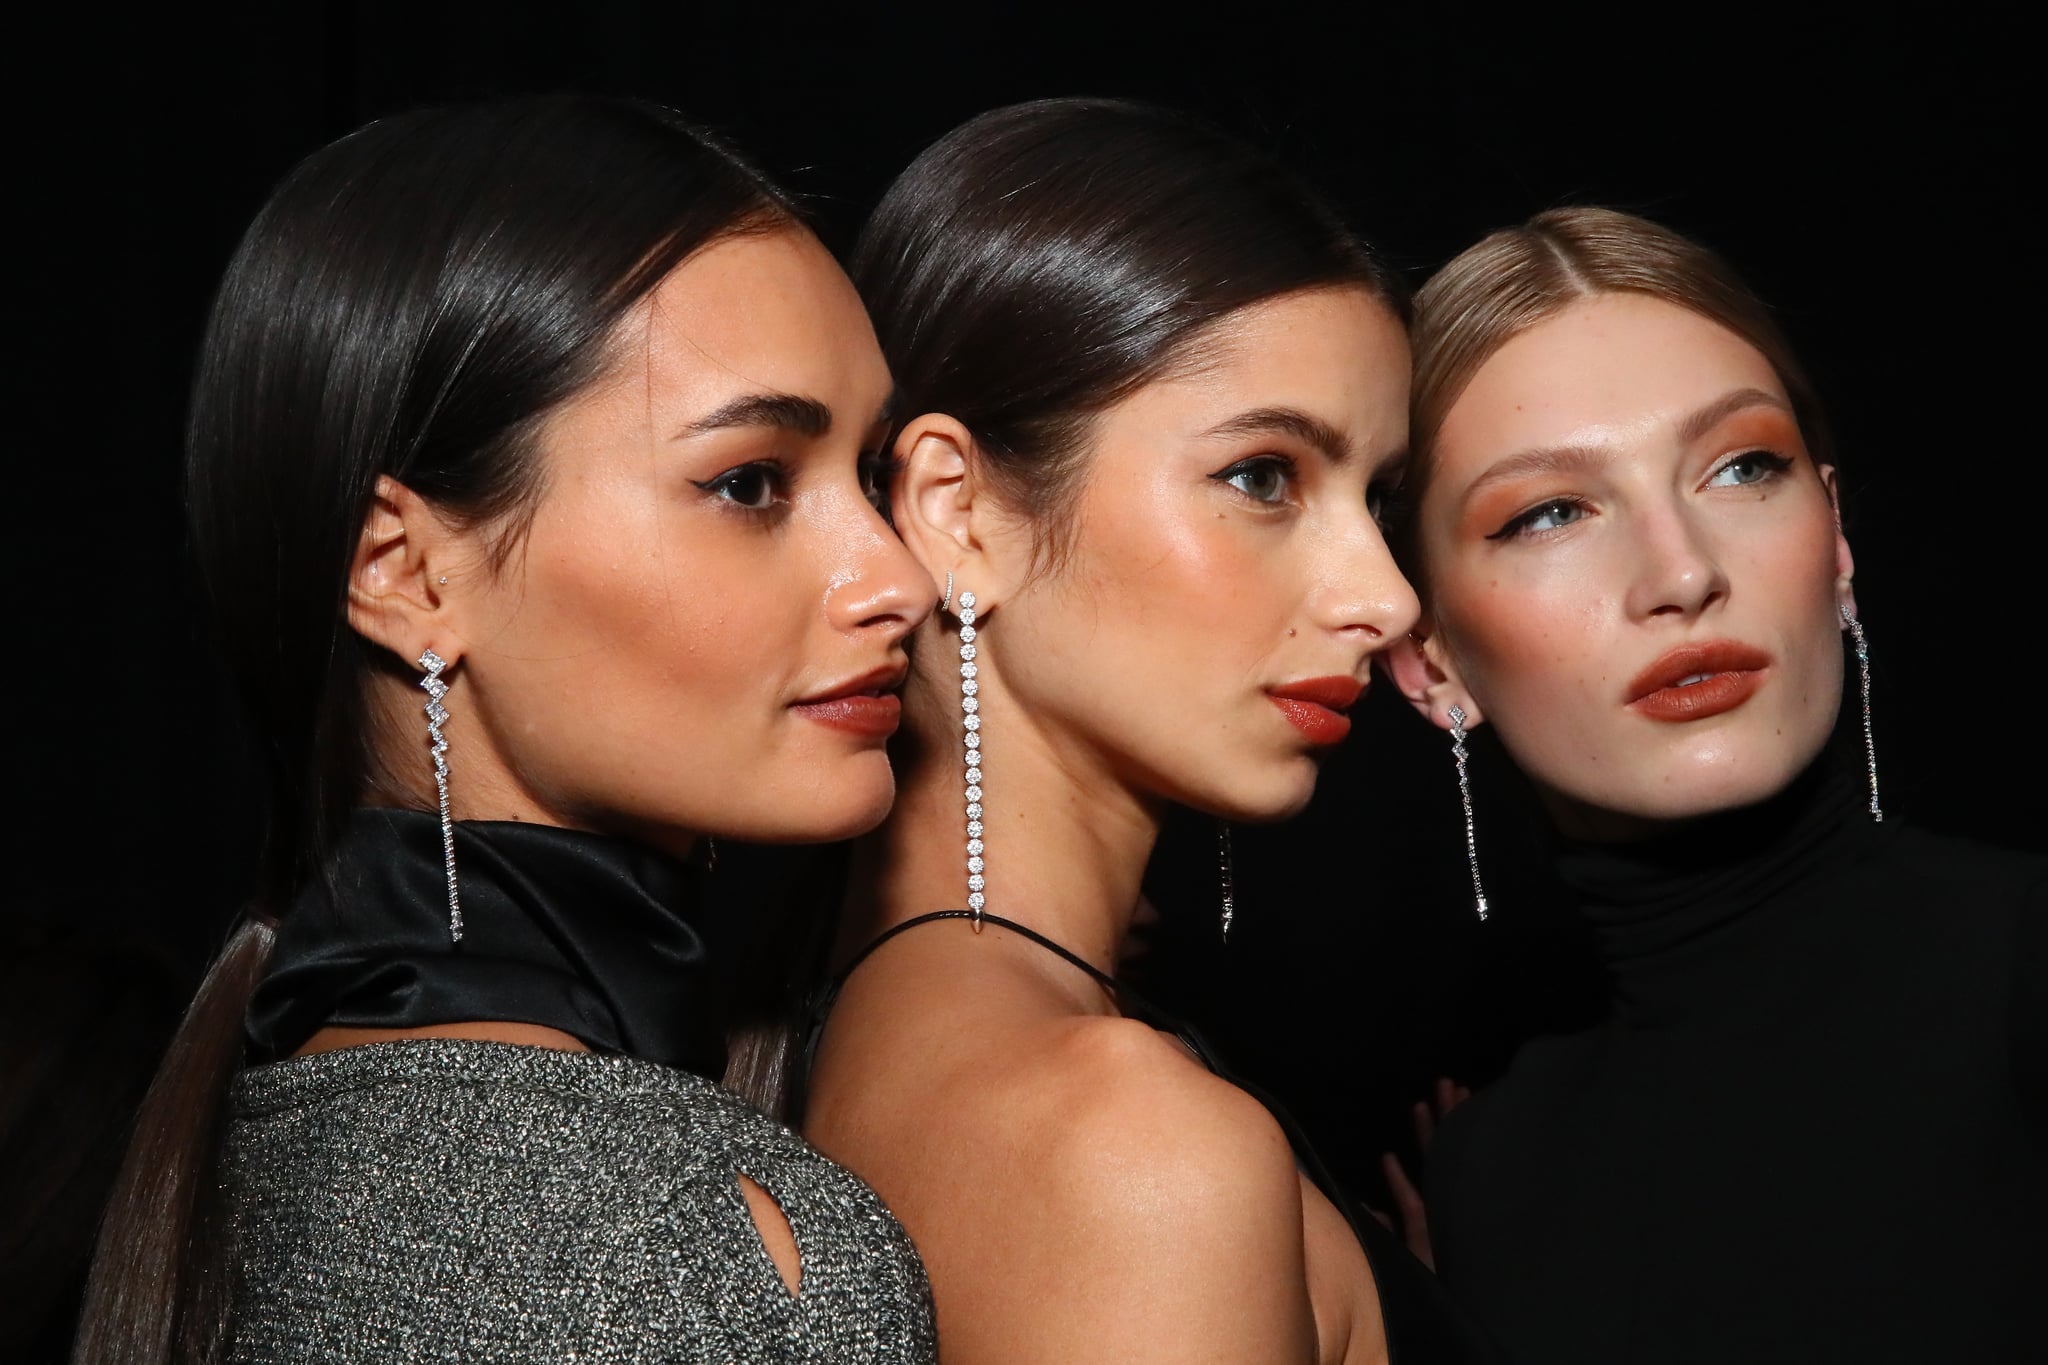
[803,907,1501,1365]
[801,911,1364,1207]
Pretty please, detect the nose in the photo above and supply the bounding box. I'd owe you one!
[1311,518,1421,649]
[1624,502,1729,622]
[823,502,936,640]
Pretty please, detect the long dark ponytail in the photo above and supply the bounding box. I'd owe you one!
[74,96,791,1364]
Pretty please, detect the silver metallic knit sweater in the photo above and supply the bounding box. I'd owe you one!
[223,1039,936,1363]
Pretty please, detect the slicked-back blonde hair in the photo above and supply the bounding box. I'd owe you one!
[1409,207,1833,522]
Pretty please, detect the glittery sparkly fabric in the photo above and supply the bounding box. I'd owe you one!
[223,1039,936,1363]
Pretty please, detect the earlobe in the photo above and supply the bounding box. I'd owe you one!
[1382,629,1482,731]
[346,475,460,666]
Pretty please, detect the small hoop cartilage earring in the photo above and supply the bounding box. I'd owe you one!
[958,590,986,932]
[940,570,954,614]
[1448,705,1488,922]
[1218,821,1236,943]
[1841,606,1883,822]
[418,649,463,943]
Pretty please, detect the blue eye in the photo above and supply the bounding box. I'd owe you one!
[1490,497,1589,539]
[1707,451,1793,488]
[1215,456,1294,504]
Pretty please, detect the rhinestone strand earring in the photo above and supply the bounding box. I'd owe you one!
[1841,605,1883,822]
[1218,821,1236,943]
[1448,705,1489,922]
[956,589,987,931]
[418,649,463,943]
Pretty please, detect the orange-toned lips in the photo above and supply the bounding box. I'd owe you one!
[1626,641,1771,723]
[1266,676,1364,746]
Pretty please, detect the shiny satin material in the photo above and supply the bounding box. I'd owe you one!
[246,808,722,1073]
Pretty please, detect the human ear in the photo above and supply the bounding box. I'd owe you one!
[1383,623,1484,732]
[890,412,1024,610]
[1819,464,1858,618]
[346,475,462,667]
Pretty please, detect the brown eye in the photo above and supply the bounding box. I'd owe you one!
[696,462,785,510]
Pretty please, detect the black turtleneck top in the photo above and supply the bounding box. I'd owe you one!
[1426,754,2047,1364]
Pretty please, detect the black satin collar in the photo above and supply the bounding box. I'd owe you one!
[1554,738,1884,1016]
[246,808,722,1074]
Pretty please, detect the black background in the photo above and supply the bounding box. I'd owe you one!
[15,2,2037,1243]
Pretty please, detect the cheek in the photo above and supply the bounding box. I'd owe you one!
[494,482,793,719]
[1073,493,1284,679]
[1438,564,1607,713]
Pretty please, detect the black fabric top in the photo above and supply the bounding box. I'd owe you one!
[1427,750,2048,1364]
[819,910,1505,1365]
[246,807,724,1075]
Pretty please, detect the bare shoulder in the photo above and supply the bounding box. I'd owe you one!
[1030,1014,1299,1200]
[938,1016,1316,1361]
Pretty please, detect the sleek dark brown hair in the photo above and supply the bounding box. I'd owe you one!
[853,98,1402,566]
[77,95,790,1365]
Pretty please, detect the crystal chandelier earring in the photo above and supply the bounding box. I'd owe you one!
[1840,605,1883,822]
[1218,821,1236,943]
[1448,705,1488,922]
[955,587,987,931]
[418,649,463,943]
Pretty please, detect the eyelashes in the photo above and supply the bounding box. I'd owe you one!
[1212,454,1298,504]
[860,450,906,521]
[689,449,903,521]
[1485,448,1797,541]
[691,460,788,512]
[1487,495,1588,540]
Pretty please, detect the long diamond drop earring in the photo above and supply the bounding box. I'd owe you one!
[418,649,463,943]
[957,591,986,931]
[1448,705,1488,922]
[1840,606,1883,822]
[1218,822,1236,943]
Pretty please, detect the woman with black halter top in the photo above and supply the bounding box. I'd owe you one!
[76,97,936,1363]
[801,100,1502,1364]
[1383,208,2047,1363]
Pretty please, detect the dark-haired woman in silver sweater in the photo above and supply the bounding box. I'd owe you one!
[77,96,936,1364]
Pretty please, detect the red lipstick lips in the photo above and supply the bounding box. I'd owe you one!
[1266,676,1364,746]
[1626,641,1771,723]
[792,665,907,738]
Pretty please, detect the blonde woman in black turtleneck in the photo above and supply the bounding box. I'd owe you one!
[1385,208,2046,1364]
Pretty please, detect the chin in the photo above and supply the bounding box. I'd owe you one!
[1194,752,1321,825]
[716,757,898,845]
[1569,743,1819,825]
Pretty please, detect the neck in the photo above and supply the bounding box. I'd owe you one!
[843,648,1161,978]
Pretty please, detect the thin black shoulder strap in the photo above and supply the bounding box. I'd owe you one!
[802,909,1223,1095]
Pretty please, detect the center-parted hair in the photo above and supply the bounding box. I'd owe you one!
[853,98,1401,557]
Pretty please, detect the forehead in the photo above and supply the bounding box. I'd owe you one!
[1116,286,1410,437]
[620,227,888,410]
[1439,293,1787,459]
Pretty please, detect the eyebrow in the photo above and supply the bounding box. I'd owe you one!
[1201,406,1353,463]
[677,392,833,439]
[1462,443,1611,504]
[1460,388,1800,506]
[1677,386,1794,444]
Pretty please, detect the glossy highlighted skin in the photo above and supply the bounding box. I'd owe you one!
[1394,290,1853,839]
